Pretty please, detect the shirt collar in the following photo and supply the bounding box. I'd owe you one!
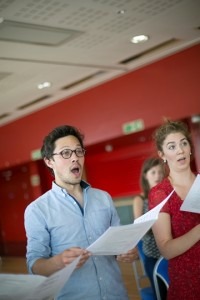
[52,180,90,194]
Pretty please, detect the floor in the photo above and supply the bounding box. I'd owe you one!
[0,256,141,300]
[119,261,141,300]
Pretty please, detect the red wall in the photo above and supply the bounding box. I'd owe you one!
[0,162,35,255]
[86,139,156,197]
[190,122,200,171]
[0,43,200,170]
[0,160,52,256]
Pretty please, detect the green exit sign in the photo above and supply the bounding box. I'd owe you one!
[31,149,42,160]
[122,119,144,134]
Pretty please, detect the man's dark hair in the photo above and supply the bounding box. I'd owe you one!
[41,125,84,160]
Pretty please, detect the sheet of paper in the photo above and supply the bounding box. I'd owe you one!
[0,274,45,300]
[27,255,80,300]
[0,256,80,300]
[180,174,200,213]
[87,190,174,255]
[134,189,175,224]
[87,219,155,255]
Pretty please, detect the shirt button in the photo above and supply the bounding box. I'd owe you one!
[99,277,102,281]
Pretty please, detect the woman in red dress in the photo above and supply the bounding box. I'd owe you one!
[149,120,200,300]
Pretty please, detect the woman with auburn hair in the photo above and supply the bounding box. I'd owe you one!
[149,120,200,300]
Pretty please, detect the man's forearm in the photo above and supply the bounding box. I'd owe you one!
[32,255,64,276]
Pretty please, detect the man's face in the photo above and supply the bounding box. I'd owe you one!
[45,135,85,188]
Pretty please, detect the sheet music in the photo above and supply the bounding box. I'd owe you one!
[87,190,174,255]
[0,256,80,300]
[0,274,45,300]
[180,174,200,213]
[134,189,174,224]
[87,219,155,255]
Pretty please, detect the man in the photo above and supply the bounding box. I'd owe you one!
[25,125,137,300]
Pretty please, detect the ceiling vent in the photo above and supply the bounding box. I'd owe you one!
[120,39,179,65]
[0,113,10,120]
[61,71,106,90]
[17,95,51,110]
[0,20,84,46]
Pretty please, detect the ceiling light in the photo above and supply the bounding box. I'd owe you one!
[117,10,126,14]
[131,35,149,44]
[37,82,51,89]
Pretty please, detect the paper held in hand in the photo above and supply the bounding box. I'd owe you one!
[87,189,174,255]
[180,174,200,213]
[0,256,81,300]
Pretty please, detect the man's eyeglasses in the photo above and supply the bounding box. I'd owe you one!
[52,148,86,159]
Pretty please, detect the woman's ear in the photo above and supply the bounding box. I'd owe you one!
[158,151,167,164]
[158,150,164,160]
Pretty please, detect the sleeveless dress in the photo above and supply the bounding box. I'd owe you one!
[142,199,160,259]
[149,177,200,300]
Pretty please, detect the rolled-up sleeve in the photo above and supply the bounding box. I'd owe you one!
[24,203,51,273]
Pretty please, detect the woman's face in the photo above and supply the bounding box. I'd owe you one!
[145,164,164,189]
[159,132,191,172]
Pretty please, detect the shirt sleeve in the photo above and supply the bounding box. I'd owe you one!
[24,203,51,273]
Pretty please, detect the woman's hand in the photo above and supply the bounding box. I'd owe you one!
[116,247,138,263]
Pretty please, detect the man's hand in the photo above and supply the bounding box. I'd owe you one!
[60,247,91,268]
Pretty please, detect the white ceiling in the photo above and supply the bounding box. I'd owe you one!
[0,0,199,127]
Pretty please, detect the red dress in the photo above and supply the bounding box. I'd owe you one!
[149,177,200,300]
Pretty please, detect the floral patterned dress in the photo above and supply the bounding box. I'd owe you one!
[149,177,200,300]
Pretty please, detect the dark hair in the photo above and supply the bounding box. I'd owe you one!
[153,120,193,152]
[41,125,84,160]
[140,157,163,199]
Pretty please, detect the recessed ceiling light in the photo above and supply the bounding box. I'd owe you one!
[37,82,51,89]
[117,9,126,14]
[131,35,149,44]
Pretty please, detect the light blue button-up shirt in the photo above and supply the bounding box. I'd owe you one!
[24,181,129,300]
